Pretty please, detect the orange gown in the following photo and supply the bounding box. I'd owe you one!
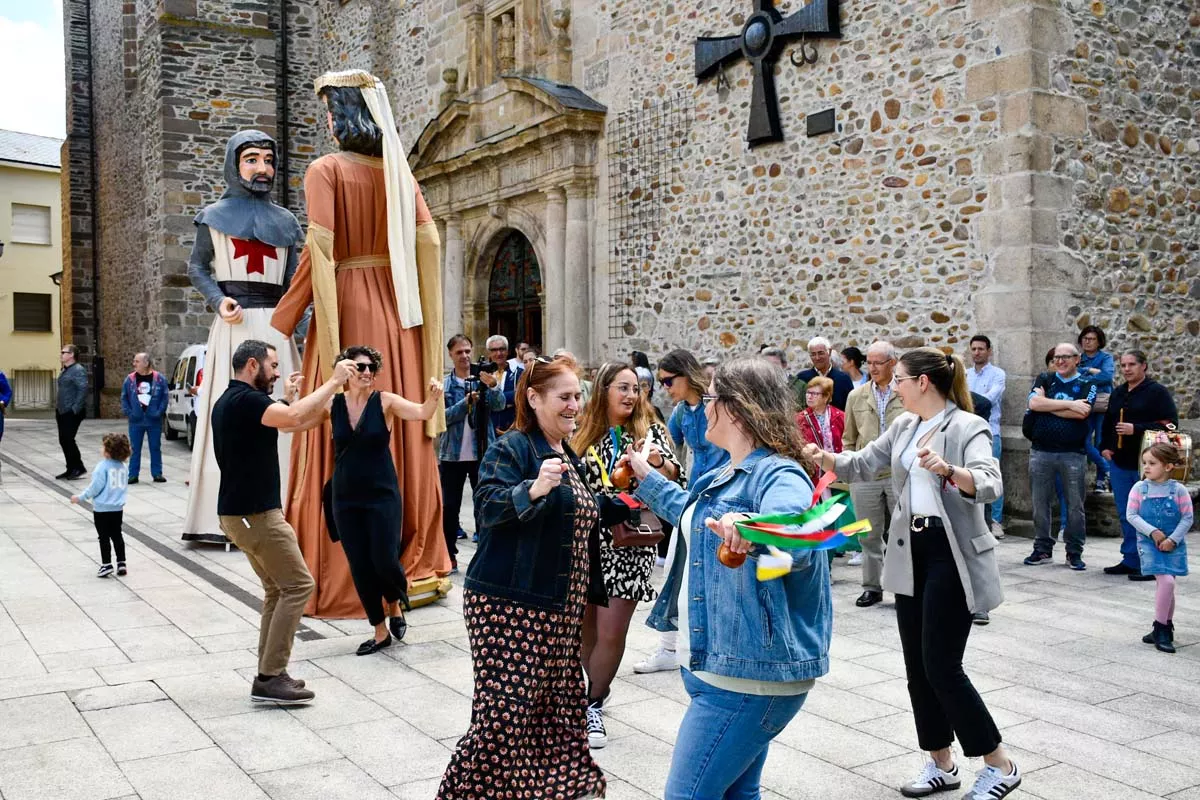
[272,152,450,618]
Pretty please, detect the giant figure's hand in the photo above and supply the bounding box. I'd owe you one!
[218,297,244,325]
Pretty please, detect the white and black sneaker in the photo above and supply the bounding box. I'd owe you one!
[901,760,961,797]
[962,762,1021,800]
[96,564,114,578]
[586,700,607,749]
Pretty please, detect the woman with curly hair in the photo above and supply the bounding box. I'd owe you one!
[621,357,829,798]
[571,362,683,747]
[324,345,443,655]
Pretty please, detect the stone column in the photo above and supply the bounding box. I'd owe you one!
[442,214,464,340]
[564,184,591,360]
[543,188,567,350]
[968,0,1084,521]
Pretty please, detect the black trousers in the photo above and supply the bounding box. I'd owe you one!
[56,410,86,472]
[94,510,126,565]
[439,460,478,563]
[895,518,1001,757]
[335,498,409,626]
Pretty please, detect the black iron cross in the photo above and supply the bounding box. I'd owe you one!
[696,0,841,146]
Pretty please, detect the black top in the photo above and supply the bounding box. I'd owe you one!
[1029,372,1096,453]
[1101,379,1178,470]
[212,380,280,516]
[796,367,855,410]
[331,392,399,504]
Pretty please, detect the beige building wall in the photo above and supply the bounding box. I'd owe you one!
[0,161,63,410]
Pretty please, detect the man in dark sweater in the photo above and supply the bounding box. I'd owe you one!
[796,336,855,410]
[1024,343,1097,570]
[1100,349,1178,579]
[56,344,89,479]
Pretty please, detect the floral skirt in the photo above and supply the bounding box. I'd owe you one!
[437,590,605,800]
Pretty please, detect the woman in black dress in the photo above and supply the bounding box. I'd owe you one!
[328,345,442,656]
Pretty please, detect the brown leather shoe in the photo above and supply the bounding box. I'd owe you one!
[251,674,314,705]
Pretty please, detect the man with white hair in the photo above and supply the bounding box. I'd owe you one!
[840,340,905,607]
[486,334,523,437]
[797,336,855,410]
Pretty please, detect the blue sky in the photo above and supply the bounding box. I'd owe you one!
[0,0,66,138]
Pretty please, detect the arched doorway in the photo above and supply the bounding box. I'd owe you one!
[488,230,543,349]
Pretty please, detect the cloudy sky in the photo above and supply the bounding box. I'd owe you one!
[0,0,66,139]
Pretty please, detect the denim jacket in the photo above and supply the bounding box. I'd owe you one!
[635,448,832,683]
[438,373,504,462]
[1079,350,1114,393]
[120,371,169,422]
[465,427,630,611]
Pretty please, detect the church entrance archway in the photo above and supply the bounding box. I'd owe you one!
[488,230,543,349]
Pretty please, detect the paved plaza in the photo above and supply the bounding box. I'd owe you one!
[0,418,1197,800]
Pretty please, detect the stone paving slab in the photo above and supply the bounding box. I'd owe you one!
[0,418,1198,799]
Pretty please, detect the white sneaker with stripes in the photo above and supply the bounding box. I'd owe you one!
[962,762,1021,800]
[901,760,961,798]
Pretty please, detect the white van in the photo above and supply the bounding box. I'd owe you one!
[165,344,206,449]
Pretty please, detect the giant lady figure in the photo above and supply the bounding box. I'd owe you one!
[272,70,450,616]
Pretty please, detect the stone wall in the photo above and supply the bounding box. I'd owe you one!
[1055,0,1200,416]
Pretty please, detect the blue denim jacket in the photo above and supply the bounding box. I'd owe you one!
[635,449,831,683]
[120,371,168,422]
[438,373,504,462]
[667,401,729,484]
[1079,350,1114,392]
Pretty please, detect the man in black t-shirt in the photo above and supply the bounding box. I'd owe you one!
[212,339,356,705]
[1023,343,1097,570]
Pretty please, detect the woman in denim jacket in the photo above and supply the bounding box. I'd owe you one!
[439,359,630,800]
[1078,325,1114,492]
[623,357,831,800]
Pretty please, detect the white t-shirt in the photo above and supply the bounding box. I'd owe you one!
[454,376,476,462]
[900,409,948,517]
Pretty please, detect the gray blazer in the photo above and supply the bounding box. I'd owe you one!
[832,403,1004,613]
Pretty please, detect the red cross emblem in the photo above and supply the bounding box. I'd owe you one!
[231,238,277,275]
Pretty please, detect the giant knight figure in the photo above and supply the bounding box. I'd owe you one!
[272,70,450,616]
[183,131,303,543]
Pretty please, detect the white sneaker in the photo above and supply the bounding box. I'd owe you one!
[633,648,677,674]
[990,521,1005,539]
[901,760,961,798]
[586,702,607,749]
[962,762,1021,800]
[847,552,864,566]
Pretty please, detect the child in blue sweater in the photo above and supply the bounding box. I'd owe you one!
[71,433,131,578]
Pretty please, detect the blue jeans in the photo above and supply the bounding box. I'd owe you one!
[665,669,807,799]
[985,437,1004,525]
[1110,464,1141,569]
[1084,414,1110,482]
[128,418,163,479]
[1030,450,1086,557]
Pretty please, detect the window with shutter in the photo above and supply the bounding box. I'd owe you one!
[12,293,52,332]
[11,204,52,245]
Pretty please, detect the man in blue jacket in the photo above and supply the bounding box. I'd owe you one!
[120,352,169,483]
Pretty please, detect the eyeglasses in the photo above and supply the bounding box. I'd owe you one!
[660,374,680,388]
[701,393,720,404]
[805,390,826,397]
[891,375,919,386]
[1051,354,1078,362]
[354,363,377,373]
[487,346,507,353]
[865,360,891,368]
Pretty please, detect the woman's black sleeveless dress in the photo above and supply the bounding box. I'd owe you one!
[331,392,409,622]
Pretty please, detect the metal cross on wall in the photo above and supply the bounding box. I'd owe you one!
[696,0,841,147]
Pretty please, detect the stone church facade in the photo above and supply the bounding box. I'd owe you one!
[64,0,1197,506]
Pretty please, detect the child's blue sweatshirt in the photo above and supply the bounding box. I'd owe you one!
[79,458,128,512]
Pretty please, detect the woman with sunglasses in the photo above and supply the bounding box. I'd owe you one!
[804,348,1019,800]
[571,362,683,748]
[620,357,829,799]
[327,345,442,655]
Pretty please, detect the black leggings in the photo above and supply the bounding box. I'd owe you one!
[895,518,1001,757]
[334,498,409,626]
[94,511,126,565]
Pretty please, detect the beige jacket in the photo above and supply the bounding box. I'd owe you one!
[833,404,1004,613]
[842,381,906,479]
